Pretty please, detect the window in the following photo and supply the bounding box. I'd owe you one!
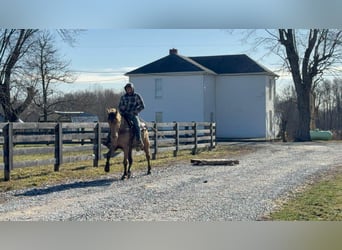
[155,78,163,99]
[155,112,163,123]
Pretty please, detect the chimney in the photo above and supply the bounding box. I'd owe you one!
[169,48,178,55]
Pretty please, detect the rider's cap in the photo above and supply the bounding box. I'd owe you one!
[124,82,134,90]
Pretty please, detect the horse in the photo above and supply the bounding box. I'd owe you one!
[104,108,151,180]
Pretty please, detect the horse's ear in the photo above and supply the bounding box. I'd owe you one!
[107,108,116,114]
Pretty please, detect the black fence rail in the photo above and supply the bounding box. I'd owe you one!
[0,122,216,181]
[146,122,216,159]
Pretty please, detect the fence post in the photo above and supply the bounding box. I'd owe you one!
[152,122,158,160]
[93,123,101,167]
[54,123,63,171]
[81,127,85,145]
[192,122,198,155]
[3,123,13,181]
[210,122,214,150]
[173,122,179,157]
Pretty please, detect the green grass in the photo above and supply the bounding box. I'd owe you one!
[0,144,252,192]
[269,167,342,221]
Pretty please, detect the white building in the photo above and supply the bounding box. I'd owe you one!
[126,49,278,139]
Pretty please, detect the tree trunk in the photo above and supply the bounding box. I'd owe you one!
[295,86,312,141]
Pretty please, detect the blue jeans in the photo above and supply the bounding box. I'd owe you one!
[125,113,141,141]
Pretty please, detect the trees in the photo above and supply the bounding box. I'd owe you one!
[276,29,342,141]
[276,78,342,141]
[27,31,75,122]
[275,86,298,142]
[315,78,342,133]
[248,29,342,141]
[28,89,121,122]
[0,29,39,121]
[0,29,79,122]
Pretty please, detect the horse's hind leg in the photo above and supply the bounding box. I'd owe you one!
[144,146,151,175]
[121,158,128,180]
[143,133,151,175]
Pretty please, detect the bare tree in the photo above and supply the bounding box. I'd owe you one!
[275,86,298,141]
[316,78,342,133]
[277,77,342,140]
[277,29,342,141]
[0,29,81,122]
[0,29,38,121]
[246,29,342,141]
[27,31,76,121]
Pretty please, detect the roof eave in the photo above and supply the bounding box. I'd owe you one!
[125,71,217,76]
[218,72,279,77]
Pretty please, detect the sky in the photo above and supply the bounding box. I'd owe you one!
[1,1,341,94]
[55,29,291,94]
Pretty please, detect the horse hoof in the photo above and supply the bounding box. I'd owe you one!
[104,165,110,172]
[121,175,126,180]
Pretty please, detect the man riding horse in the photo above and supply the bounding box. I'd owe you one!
[118,82,145,150]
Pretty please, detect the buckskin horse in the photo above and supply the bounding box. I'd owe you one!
[104,108,151,180]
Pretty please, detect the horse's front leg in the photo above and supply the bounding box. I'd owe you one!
[121,147,133,180]
[127,147,133,179]
[104,146,112,172]
[105,143,118,172]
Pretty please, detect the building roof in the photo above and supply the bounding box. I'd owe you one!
[125,49,277,76]
[126,53,213,75]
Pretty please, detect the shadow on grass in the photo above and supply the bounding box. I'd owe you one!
[15,178,118,197]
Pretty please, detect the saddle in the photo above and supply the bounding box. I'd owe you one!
[122,116,147,132]
[103,117,146,149]
[122,116,147,151]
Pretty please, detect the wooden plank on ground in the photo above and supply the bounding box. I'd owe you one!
[191,159,239,166]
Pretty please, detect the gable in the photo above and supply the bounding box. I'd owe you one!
[126,54,214,75]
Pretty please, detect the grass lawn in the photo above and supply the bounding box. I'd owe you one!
[268,167,342,221]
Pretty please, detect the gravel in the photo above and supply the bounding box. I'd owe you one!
[0,141,341,221]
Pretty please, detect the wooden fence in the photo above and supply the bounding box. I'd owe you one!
[0,121,216,181]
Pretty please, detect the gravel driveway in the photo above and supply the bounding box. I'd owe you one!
[0,141,341,221]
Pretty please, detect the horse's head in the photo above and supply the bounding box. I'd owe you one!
[107,108,122,143]
[107,108,122,124]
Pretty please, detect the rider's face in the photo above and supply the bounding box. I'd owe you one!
[126,87,133,94]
